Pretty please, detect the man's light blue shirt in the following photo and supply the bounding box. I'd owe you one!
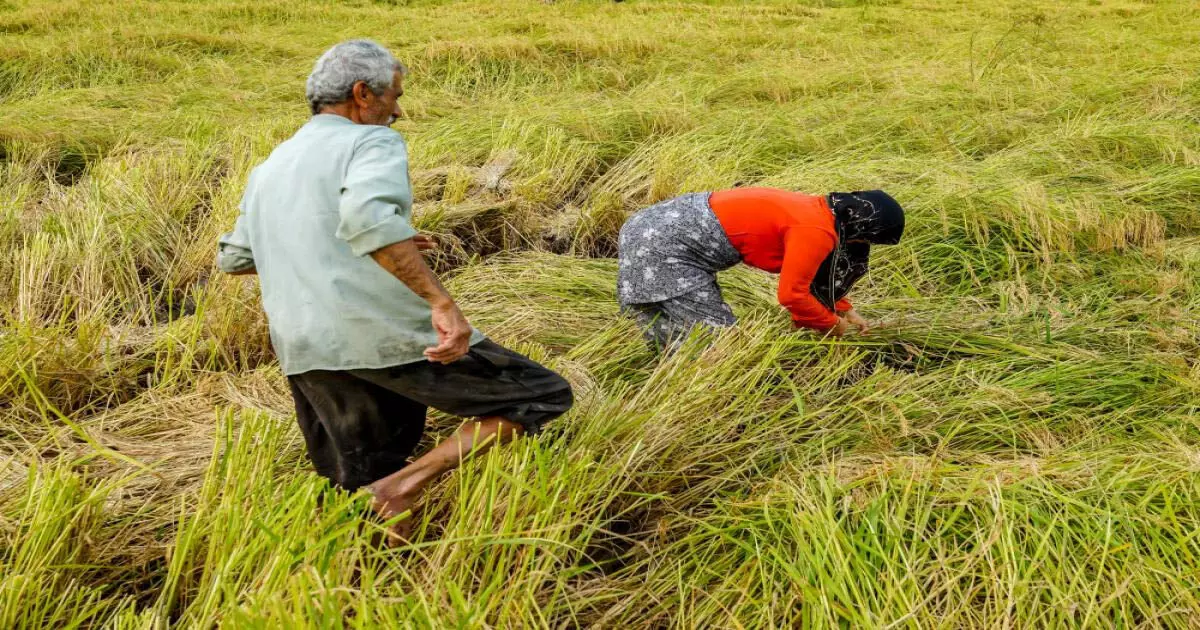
[217,114,483,375]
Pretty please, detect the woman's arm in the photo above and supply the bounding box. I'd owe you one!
[777,227,844,332]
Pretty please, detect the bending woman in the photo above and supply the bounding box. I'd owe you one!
[617,187,904,346]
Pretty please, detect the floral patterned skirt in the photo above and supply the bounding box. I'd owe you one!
[617,192,743,345]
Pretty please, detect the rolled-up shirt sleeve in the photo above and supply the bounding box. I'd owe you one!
[216,189,256,273]
[337,128,418,256]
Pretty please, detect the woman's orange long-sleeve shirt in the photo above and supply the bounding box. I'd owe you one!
[709,188,850,330]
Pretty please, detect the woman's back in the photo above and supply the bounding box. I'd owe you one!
[709,187,837,274]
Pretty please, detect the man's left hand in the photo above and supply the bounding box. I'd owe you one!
[413,234,438,251]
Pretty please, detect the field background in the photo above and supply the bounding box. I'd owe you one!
[2,0,1199,627]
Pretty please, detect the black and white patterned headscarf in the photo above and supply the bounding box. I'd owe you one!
[810,190,905,311]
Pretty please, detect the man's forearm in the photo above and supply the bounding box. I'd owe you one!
[370,239,454,307]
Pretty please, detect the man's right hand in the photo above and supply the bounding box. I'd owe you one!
[425,301,472,364]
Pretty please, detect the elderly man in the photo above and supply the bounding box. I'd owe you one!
[216,40,573,540]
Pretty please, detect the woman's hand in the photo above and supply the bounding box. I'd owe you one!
[842,308,871,334]
[826,309,869,337]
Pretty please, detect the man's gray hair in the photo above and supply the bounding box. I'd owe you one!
[305,40,407,114]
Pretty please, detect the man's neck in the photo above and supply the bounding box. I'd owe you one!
[317,104,362,124]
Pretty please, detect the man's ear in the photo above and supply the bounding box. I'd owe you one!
[351,81,373,107]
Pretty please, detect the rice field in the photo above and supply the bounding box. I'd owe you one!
[1,0,1199,627]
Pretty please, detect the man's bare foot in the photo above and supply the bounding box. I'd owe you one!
[367,478,424,546]
[362,418,523,547]
[370,506,421,547]
[359,514,413,549]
